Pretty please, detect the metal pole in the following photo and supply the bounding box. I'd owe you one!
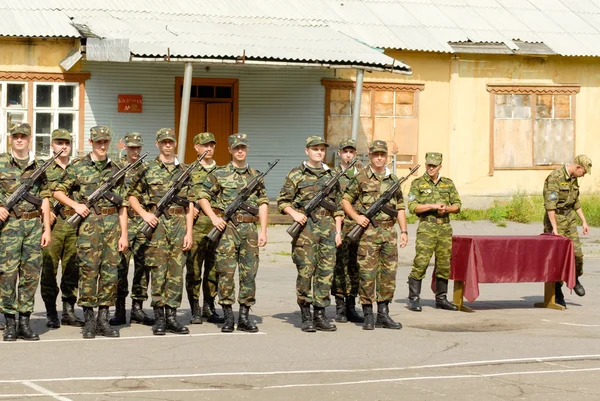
[350,69,364,142]
[177,62,193,161]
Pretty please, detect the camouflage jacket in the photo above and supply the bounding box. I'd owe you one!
[343,166,405,222]
[190,161,218,229]
[407,173,461,215]
[334,165,359,193]
[119,155,148,188]
[277,162,343,217]
[0,151,50,212]
[47,160,74,215]
[543,165,581,211]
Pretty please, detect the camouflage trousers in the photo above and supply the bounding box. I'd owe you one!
[116,217,149,301]
[544,211,583,276]
[77,213,120,308]
[185,217,218,302]
[41,217,78,305]
[215,221,259,306]
[0,217,43,314]
[409,221,453,281]
[332,221,359,298]
[142,214,186,309]
[357,224,398,304]
[292,216,335,308]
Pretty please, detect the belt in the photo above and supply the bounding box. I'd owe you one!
[214,209,259,223]
[555,208,572,216]
[100,207,118,215]
[419,215,450,224]
[312,209,333,218]
[11,210,40,219]
[149,206,186,215]
[373,219,395,228]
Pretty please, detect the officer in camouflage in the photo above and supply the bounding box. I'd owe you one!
[407,152,461,312]
[40,128,84,329]
[54,125,129,339]
[0,123,52,341]
[186,132,224,325]
[277,136,343,333]
[110,132,154,326]
[198,133,269,333]
[129,128,193,335]
[342,140,408,330]
[543,154,591,307]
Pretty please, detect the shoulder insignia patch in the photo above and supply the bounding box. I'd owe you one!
[408,193,416,202]
[548,191,558,201]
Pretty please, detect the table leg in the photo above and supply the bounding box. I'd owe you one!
[534,282,565,311]
[453,281,473,313]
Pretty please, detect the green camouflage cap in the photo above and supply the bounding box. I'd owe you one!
[51,128,72,142]
[194,132,216,145]
[338,138,357,150]
[156,128,176,142]
[10,123,32,136]
[228,133,248,148]
[574,154,592,174]
[124,132,143,147]
[306,135,328,148]
[425,152,443,166]
[90,125,111,142]
[369,140,388,153]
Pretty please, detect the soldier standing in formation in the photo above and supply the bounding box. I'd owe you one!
[54,126,129,339]
[406,152,460,312]
[40,129,83,329]
[198,133,269,333]
[543,154,591,307]
[342,140,407,330]
[186,132,224,325]
[0,123,51,341]
[129,128,193,335]
[277,136,343,333]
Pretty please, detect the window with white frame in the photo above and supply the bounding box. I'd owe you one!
[0,82,28,153]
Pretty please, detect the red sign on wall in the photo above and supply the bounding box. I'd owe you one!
[118,94,143,113]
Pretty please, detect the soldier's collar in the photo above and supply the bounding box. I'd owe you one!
[563,164,572,180]
[368,165,391,178]
[303,161,330,171]
[10,149,35,166]
[202,160,216,170]
[89,152,111,165]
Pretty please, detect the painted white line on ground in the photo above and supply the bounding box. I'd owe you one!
[21,381,73,401]
[541,319,600,327]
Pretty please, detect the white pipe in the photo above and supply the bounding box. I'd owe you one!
[177,62,193,161]
[350,69,365,142]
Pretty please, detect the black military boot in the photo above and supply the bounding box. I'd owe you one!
[300,305,316,333]
[313,306,337,331]
[376,301,402,330]
[44,301,61,329]
[152,307,166,335]
[203,298,225,324]
[221,305,235,333]
[82,307,96,339]
[189,298,203,324]
[61,300,84,327]
[555,282,566,307]
[17,313,40,341]
[3,314,17,341]
[435,278,459,311]
[345,296,364,323]
[109,297,126,326]
[130,300,155,326]
[96,306,119,337]
[407,278,423,312]
[362,304,374,331]
[334,296,347,323]
[574,278,585,297]
[237,304,258,332]
[165,306,189,334]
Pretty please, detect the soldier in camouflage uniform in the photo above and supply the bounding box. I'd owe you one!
[277,136,343,333]
[186,132,224,325]
[40,129,84,329]
[543,154,591,307]
[54,125,129,339]
[332,139,363,324]
[198,133,269,333]
[0,123,52,341]
[407,152,461,312]
[342,140,408,330]
[129,128,193,335]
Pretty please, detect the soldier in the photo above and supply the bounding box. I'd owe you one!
[129,128,193,335]
[543,154,591,307]
[332,139,363,323]
[40,129,84,329]
[277,136,343,333]
[186,132,224,325]
[54,125,129,339]
[0,123,52,341]
[406,152,461,312]
[198,133,268,333]
[342,140,408,330]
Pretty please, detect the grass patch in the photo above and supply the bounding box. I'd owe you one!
[579,194,600,227]
[273,250,291,257]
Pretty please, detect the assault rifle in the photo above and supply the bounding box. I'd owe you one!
[0,149,64,230]
[346,164,419,243]
[286,158,357,239]
[207,159,280,243]
[139,151,208,240]
[67,152,149,229]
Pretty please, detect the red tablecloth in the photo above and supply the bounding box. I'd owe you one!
[450,234,576,303]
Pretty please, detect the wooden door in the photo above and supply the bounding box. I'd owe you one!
[184,102,206,163]
[207,103,232,165]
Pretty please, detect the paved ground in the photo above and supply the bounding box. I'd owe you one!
[1,220,600,400]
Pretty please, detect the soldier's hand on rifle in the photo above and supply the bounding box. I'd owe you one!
[183,233,193,251]
[355,215,370,228]
[211,215,227,232]
[50,212,57,226]
[118,234,128,253]
[193,205,200,219]
[73,203,90,218]
[290,210,307,225]
[40,229,51,248]
[142,211,159,228]
[0,206,8,222]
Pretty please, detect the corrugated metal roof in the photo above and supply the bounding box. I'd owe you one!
[0,9,79,37]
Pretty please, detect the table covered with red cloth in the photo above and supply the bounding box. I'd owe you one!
[450,234,576,303]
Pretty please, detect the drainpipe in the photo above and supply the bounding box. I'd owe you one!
[177,62,193,162]
[350,69,364,143]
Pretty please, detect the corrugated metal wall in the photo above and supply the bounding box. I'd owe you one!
[82,61,335,198]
